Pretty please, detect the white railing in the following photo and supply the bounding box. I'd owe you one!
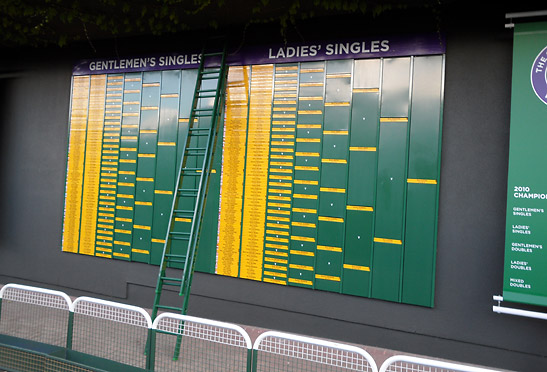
[0,283,73,311]
[0,283,73,346]
[73,296,152,328]
[379,355,503,372]
[153,312,252,372]
[71,296,152,368]
[253,330,378,372]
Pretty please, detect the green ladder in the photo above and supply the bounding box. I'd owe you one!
[151,44,227,323]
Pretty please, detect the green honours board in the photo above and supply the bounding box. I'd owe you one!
[503,22,547,307]
[63,55,444,307]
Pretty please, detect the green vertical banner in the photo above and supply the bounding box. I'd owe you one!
[504,22,547,306]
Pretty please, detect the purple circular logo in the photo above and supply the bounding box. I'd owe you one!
[531,46,547,105]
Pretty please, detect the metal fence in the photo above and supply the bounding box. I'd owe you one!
[71,296,153,369]
[0,283,73,347]
[152,312,252,372]
[253,330,378,372]
[379,356,504,372]
[0,283,506,372]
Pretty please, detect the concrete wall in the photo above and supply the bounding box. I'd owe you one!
[1,7,546,371]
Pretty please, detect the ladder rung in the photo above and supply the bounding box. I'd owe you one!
[189,127,209,131]
[166,253,187,258]
[201,76,220,80]
[182,167,201,171]
[161,276,183,282]
[156,305,184,312]
[193,108,213,112]
[170,232,190,236]
[203,52,224,57]
[174,209,194,214]
[170,236,189,241]
[166,259,187,265]
[193,113,213,117]
[197,89,216,93]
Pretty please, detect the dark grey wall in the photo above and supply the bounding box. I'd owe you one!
[1,8,546,372]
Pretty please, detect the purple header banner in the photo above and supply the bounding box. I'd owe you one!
[73,33,445,75]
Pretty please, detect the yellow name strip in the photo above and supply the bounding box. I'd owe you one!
[318,216,344,223]
[374,237,403,245]
[315,274,340,282]
[380,117,408,122]
[353,88,379,93]
[324,102,350,107]
[407,178,437,185]
[321,159,347,164]
[320,187,346,193]
[347,205,373,212]
[290,250,315,257]
[289,264,314,271]
[344,264,370,272]
[350,147,376,152]
[291,236,315,242]
[288,278,313,285]
[317,245,342,252]
[132,249,150,254]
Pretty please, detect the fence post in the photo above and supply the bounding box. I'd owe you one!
[66,310,74,350]
[146,327,155,371]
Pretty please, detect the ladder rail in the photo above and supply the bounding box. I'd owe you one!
[151,41,227,322]
[150,48,208,322]
[179,48,227,299]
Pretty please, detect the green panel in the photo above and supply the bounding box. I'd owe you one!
[135,180,154,202]
[324,106,350,131]
[353,59,381,89]
[295,154,320,168]
[154,146,177,191]
[136,157,156,178]
[380,57,411,118]
[350,92,379,148]
[322,134,348,159]
[342,268,370,297]
[158,97,179,141]
[317,220,344,248]
[143,70,161,83]
[161,70,181,94]
[296,126,322,139]
[299,85,324,97]
[325,77,351,102]
[179,70,198,118]
[374,121,408,240]
[320,163,347,189]
[292,196,318,211]
[141,86,161,108]
[150,241,164,265]
[344,210,373,265]
[294,168,320,182]
[402,183,437,307]
[347,150,376,206]
[195,112,224,273]
[295,141,322,154]
[342,209,373,297]
[138,132,157,153]
[290,225,316,238]
[151,193,172,239]
[315,250,342,292]
[326,59,352,74]
[293,183,319,195]
[291,211,317,225]
[371,242,402,302]
[318,192,346,218]
[408,55,443,180]
[298,100,324,113]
